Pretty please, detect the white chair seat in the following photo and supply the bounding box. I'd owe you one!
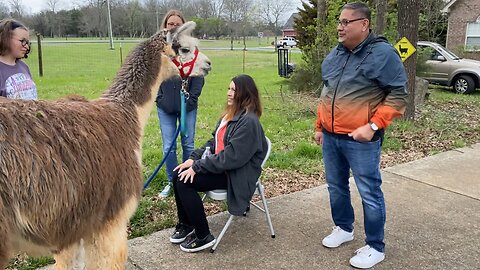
[206,189,227,201]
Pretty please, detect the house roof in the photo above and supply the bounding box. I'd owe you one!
[441,0,459,13]
[282,13,300,30]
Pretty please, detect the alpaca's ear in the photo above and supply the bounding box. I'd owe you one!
[166,31,173,44]
[173,21,196,40]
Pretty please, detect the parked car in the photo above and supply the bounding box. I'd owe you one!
[276,37,297,48]
[417,41,480,94]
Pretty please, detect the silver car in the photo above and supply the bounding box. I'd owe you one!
[417,41,480,94]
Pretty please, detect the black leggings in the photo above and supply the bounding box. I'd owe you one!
[172,171,228,239]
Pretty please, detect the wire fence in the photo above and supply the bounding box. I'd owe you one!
[22,36,298,84]
[25,38,143,78]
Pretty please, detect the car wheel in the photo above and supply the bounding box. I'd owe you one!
[453,75,475,94]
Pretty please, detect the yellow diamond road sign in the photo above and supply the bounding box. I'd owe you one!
[394,37,416,62]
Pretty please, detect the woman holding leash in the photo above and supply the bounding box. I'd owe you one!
[156,10,205,198]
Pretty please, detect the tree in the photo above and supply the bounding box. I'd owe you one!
[256,0,290,35]
[223,0,244,50]
[9,0,25,18]
[291,0,343,93]
[397,0,420,120]
[47,0,61,13]
[375,0,387,35]
[80,0,107,38]
[294,0,317,49]
[0,2,9,18]
[418,0,447,44]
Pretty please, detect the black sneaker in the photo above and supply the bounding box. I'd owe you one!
[169,224,194,244]
[180,233,216,253]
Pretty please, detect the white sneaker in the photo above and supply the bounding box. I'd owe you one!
[349,245,385,269]
[322,226,354,248]
[158,183,172,198]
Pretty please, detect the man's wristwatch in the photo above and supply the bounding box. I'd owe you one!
[369,121,379,131]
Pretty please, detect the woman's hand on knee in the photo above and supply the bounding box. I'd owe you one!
[174,159,194,173]
[178,167,196,183]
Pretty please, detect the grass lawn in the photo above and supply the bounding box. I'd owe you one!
[7,39,480,269]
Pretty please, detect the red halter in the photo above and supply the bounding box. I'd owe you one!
[171,47,199,79]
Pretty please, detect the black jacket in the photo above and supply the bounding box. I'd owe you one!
[190,110,268,216]
[156,76,204,114]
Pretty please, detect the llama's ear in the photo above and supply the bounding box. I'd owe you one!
[173,21,196,40]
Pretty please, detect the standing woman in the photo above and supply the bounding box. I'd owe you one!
[156,10,205,198]
[0,19,37,100]
[170,74,268,253]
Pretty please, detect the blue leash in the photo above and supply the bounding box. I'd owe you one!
[144,80,190,190]
[143,124,181,190]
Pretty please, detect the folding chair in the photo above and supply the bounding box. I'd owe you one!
[202,136,275,253]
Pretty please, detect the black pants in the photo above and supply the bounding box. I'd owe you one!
[172,171,228,239]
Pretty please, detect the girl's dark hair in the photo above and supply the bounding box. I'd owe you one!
[161,9,186,29]
[224,74,262,120]
[0,19,30,58]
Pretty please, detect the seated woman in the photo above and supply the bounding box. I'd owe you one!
[171,74,268,253]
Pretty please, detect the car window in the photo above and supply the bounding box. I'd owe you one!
[437,45,460,60]
[431,50,443,60]
[418,45,437,61]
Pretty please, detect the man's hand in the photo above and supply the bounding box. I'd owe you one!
[314,131,323,145]
[348,124,375,142]
[174,159,194,174]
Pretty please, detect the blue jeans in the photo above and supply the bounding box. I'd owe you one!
[322,131,386,253]
[157,107,197,182]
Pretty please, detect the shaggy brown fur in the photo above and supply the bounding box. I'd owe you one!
[0,22,208,269]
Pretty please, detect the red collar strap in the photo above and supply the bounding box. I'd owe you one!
[171,47,199,79]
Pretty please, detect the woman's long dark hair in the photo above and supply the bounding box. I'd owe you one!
[224,74,262,120]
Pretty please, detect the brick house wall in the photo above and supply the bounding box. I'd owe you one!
[282,30,296,37]
[444,0,480,60]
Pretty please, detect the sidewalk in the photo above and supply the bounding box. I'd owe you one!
[42,144,480,269]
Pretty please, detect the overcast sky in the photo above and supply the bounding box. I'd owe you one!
[23,0,305,17]
[22,0,74,14]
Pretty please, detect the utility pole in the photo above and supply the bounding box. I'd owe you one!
[106,0,114,50]
[156,9,160,32]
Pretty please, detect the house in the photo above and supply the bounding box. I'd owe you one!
[282,13,299,37]
[442,0,480,56]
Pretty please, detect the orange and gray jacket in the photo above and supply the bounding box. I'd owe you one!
[316,33,408,135]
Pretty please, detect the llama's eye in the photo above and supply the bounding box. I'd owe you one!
[180,48,190,54]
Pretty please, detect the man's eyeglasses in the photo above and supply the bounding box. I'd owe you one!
[18,39,31,47]
[337,18,366,27]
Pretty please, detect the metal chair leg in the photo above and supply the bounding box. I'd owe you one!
[258,183,275,238]
[211,214,234,253]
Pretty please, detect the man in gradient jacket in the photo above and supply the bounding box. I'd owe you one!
[314,2,407,269]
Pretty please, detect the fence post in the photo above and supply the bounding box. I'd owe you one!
[37,33,43,77]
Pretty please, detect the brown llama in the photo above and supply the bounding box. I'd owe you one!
[0,21,210,269]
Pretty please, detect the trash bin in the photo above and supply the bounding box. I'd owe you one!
[278,48,294,77]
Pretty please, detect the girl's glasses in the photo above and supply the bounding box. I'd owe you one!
[18,39,31,47]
